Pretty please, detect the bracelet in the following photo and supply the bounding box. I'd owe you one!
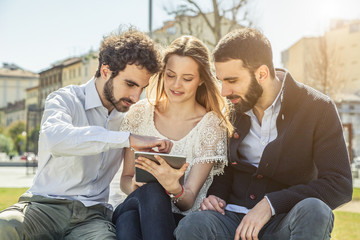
[165,185,184,203]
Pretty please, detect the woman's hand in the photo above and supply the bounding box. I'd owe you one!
[131,175,146,192]
[135,155,189,194]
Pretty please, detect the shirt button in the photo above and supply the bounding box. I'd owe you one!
[250,194,256,200]
[256,174,263,179]
[261,142,265,145]
[233,132,240,139]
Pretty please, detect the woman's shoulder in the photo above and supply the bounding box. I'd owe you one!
[201,111,224,127]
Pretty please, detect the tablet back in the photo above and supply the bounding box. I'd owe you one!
[134,152,186,184]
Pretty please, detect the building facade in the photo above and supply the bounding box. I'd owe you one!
[282,19,360,96]
[62,57,83,87]
[62,51,98,87]
[0,63,39,109]
[38,63,63,110]
[335,94,360,161]
[5,100,25,127]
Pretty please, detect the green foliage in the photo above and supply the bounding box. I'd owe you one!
[6,121,25,140]
[0,126,5,134]
[0,134,13,154]
[5,121,26,155]
[27,126,40,153]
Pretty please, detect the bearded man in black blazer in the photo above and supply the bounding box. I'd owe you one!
[175,28,352,240]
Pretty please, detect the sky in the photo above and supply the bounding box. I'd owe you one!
[1,0,360,73]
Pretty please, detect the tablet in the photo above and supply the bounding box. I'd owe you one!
[134,151,186,183]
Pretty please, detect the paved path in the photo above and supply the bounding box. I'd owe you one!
[336,200,360,213]
[0,167,35,188]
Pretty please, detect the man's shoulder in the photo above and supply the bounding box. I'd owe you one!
[49,85,84,100]
[45,85,86,109]
[284,72,333,108]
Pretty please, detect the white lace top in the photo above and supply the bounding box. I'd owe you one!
[120,99,228,215]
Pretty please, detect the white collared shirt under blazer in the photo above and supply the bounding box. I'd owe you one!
[28,78,130,209]
[120,99,228,215]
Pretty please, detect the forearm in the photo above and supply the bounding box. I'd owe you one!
[120,175,135,195]
[173,186,197,211]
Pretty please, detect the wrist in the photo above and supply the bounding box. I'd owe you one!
[165,184,184,203]
[166,183,182,195]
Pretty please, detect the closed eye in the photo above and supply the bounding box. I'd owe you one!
[125,79,139,88]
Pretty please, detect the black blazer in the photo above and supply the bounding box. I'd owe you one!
[208,69,353,214]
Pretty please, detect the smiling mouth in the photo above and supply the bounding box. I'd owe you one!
[170,90,184,95]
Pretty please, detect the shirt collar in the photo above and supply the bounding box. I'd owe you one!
[85,77,103,110]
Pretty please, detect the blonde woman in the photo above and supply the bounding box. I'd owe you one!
[112,36,232,240]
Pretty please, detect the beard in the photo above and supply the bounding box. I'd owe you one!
[103,76,135,112]
[227,72,263,114]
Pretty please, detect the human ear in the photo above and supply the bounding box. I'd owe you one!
[100,64,111,80]
[255,65,269,83]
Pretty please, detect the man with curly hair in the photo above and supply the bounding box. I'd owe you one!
[0,28,172,239]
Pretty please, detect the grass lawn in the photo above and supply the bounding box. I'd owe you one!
[1,187,360,240]
[332,211,360,240]
[0,188,28,210]
[352,187,360,200]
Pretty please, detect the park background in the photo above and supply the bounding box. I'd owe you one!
[0,0,360,239]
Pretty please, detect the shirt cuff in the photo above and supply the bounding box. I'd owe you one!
[264,195,275,216]
[107,131,130,149]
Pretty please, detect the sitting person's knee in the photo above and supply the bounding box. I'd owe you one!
[298,198,332,215]
[175,212,210,239]
[294,198,333,225]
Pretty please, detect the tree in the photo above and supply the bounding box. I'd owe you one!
[163,0,253,47]
[305,36,347,99]
[27,126,40,153]
[0,134,13,154]
[6,121,26,155]
[6,121,26,140]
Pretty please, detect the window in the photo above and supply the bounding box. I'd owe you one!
[350,23,360,33]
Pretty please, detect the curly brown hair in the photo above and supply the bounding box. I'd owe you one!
[95,28,161,78]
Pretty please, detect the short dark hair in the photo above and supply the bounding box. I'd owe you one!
[213,28,275,78]
[95,28,161,78]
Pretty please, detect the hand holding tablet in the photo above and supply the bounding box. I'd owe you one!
[134,151,187,184]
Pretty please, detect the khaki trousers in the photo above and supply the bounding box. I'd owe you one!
[0,193,116,240]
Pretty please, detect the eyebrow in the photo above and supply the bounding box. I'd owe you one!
[217,76,238,81]
[166,68,194,76]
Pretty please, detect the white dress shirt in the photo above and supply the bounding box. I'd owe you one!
[28,78,130,209]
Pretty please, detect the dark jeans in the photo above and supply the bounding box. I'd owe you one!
[112,182,183,240]
[175,198,334,240]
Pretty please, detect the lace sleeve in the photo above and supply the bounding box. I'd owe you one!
[192,112,228,176]
[120,99,148,134]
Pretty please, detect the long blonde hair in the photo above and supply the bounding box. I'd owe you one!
[147,36,233,135]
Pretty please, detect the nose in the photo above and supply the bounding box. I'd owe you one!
[221,84,232,97]
[129,88,143,103]
[173,77,182,88]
